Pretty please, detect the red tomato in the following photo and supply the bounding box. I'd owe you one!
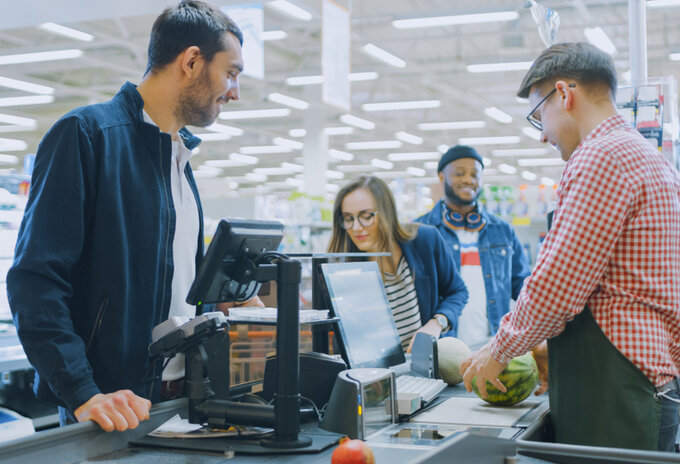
[331,438,376,464]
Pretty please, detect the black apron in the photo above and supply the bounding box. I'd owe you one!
[544,210,661,450]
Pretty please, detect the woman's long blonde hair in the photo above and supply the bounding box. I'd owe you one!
[327,176,415,275]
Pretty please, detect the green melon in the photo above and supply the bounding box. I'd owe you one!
[437,337,472,385]
[471,352,538,406]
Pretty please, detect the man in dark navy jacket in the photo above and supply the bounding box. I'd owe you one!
[7,1,244,432]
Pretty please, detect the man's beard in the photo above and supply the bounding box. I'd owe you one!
[444,178,478,207]
[176,69,217,128]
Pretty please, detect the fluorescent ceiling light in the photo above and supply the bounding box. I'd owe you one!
[326,170,345,179]
[418,121,486,130]
[467,61,533,73]
[39,23,93,42]
[521,171,537,181]
[229,153,258,164]
[669,53,680,61]
[375,171,410,179]
[0,113,36,127]
[0,49,83,65]
[261,30,287,41]
[584,27,617,55]
[219,108,290,120]
[340,114,375,130]
[324,126,354,136]
[246,172,268,182]
[240,145,292,154]
[0,137,28,151]
[196,132,231,141]
[483,157,493,167]
[267,92,309,109]
[540,177,556,186]
[346,140,402,150]
[424,161,438,170]
[647,0,680,7]
[337,164,375,172]
[516,96,529,104]
[273,137,304,150]
[328,149,354,161]
[393,11,519,29]
[349,72,379,82]
[0,76,53,95]
[437,144,449,153]
[254,167,297,176]
[286,75,323,86]
[205,123,244,136]
[387,152,440,161]
[395,131,423,145]
[0,154,19,165]
[362,43,406,68]
[289,128,307,137]
[194,166,222,178]
[362,100,440,112]
[517,158,566,166]
[407,166,426,177]
[267,0,312,20]
[458,136,521,145]
[491,148,549,157]
[522,127,542,140]
[498,163,517,174]
[326,183,340,193]
[204,159,243,168]
[281,162,304,172]
[0,95,54,107]
[286,178,305,187]
[371,158,394,169]
[484,106,513,124]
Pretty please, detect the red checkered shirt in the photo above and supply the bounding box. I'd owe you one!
[492,114,680,387]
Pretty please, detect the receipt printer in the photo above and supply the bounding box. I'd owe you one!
[320,368,397,439]
[262,351,347,409]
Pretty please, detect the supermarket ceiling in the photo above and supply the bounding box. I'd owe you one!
[1,0,680,197]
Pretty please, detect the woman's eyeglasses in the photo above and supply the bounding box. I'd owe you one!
[341,211,378,229]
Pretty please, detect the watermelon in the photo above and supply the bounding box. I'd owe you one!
[471,352,538,406]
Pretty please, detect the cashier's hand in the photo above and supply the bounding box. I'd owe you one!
[531,340,549,395]
[406,319,442,353]
[75,390,151,432]
[460,341,507,399]
[215,295,265,316]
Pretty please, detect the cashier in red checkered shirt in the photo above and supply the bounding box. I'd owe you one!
[461,42,680,452]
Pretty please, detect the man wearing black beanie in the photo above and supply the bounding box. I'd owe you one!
[415,145,530,348]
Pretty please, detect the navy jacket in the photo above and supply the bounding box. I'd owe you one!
[7,82,204,413]
[416,200,530,334]
[400,224,468,335]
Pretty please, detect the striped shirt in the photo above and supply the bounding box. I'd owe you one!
[491,114,680,387]
[384,255,422,350]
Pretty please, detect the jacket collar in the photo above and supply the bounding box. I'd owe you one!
[116,81,202,150]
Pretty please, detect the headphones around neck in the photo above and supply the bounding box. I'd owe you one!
[442,205,486,232]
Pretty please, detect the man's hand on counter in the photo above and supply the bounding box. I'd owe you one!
[460,341,507,398]
[74,390,151,432]
[531,340,549,395]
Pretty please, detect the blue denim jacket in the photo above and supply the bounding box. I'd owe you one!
[415,200,530,334]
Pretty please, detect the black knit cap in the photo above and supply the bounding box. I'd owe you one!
[437,145,484,172]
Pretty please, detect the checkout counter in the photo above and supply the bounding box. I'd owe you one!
[2,383,680,464]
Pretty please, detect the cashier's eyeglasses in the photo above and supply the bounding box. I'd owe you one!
[341,211,379,229]
[526,83,576,131]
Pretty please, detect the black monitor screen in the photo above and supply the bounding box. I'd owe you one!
[320,261,405,369]
[186,218,283,306]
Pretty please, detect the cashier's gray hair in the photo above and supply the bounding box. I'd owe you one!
[328,176,415,276]
[517,42,617,100]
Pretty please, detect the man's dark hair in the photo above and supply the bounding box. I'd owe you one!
[517,42,617,99]
[145,0,243,75]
